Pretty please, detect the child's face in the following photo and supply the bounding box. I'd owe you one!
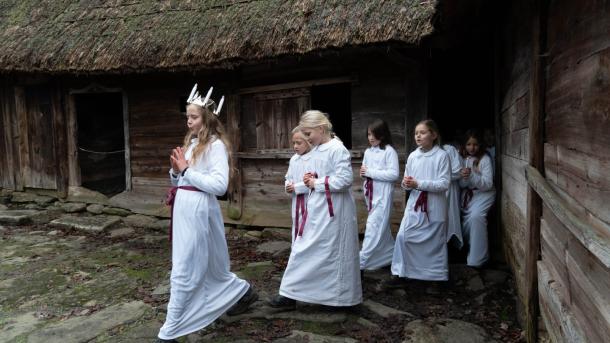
[368,129,381,147]
[465,137,480,156]
[414,124,436,150]
[301,126,324,146]
[292,133,310,155]
[186,105,204,133]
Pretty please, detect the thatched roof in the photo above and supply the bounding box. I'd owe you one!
[0,0,437,73]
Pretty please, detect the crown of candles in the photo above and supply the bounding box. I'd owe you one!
[186,84,224,116]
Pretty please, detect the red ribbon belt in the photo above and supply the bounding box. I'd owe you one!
[324,176,334,217]
[295,194,306,239]
[414,190,429,221]
[364,177,373,212]
[462,188,475,209]
[165,186,202,243]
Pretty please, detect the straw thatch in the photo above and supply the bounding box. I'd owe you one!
[0,0,437,73]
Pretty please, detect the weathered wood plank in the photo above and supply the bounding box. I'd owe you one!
[540,216,570,303]
[501,127,529,161]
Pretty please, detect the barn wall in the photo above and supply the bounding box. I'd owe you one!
[537,0,610,341]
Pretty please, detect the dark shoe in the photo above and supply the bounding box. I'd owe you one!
[267,294,296,310]
[227,287,259,316]
[379,275,407,290]
[155,338,178,343]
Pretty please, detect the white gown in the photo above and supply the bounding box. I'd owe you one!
[459,154,495,267]
[279,138,362,306]
[443,144,464,248]
[392,145,450,281]
[159,138,249,340]
[285,151,313,244]
[359,145,399,270]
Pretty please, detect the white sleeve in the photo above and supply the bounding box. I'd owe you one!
[401,156,412,190]
[468,155,494,191]
[169,169,179,186]
[447,147,463,181]
[366,148,400,182]
[182,142,229,196]
[314,147,353,192]
[417,153,450,193]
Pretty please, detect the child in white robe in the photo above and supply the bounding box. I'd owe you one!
[359,119,399,270]
[269,110,362,309]
[459,129,495,267]
[158,86,257,342]
[285,127,312,244]
[391,119,451,282]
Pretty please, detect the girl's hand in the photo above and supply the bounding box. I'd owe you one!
[405,176,418,189]
[170,147,189,173]
[303,173,316,189]
[460,167,471,179]
[285,182,295,193]
[360,165,367,177]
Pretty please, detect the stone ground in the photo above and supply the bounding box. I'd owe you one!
[0,197,525,343]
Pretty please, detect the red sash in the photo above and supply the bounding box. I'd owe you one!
[294,194,306,239]
[324,176,335,218]
[414,190,429,221]
[165,186,202,243]
[364,177,373,212]
[462,188,475,209]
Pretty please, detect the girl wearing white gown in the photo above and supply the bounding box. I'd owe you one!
[391,120,451,281]
[359,119,399,270]
[158,86,257,342]
[269,110,362,308]
[459,129,495,267]
[285,127,313,244]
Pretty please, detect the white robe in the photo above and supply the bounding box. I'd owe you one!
[459,154,495,267]
[359,145,399,270]
[443,144,464,248]
[279,138,362,306]
[159,138,249,340]
[392,145,450,281]
[285,151,313,244]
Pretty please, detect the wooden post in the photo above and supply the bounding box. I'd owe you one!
[226,94,243,220]
[525,0,547,341]
[122,91,131,191]
[52,83,69,198]
[14,86,29,190]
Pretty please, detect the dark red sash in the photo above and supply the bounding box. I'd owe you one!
[294,194,306,239]
[324,176,334,217]
[165,186,202,243]
[462,188,475,209]
[364,177,373,212]
[414,190,429,221]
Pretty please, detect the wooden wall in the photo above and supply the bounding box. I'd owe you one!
[499,0,533,309]
[537,0,610,341]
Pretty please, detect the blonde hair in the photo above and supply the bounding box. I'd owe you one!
[183,104,234,178]
[291,126,312,148]
[299,110,339,140]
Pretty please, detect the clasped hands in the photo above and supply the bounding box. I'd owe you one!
[170,147,189,174]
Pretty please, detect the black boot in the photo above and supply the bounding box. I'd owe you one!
[227,286,259,316]
[155,338,178,343]
[267,294,296,310]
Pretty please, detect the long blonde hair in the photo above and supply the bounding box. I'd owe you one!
[291,126,312,149]
[183,104,234,178]
[298,110,339,140]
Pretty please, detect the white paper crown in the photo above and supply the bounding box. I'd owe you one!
[186,83,224,116]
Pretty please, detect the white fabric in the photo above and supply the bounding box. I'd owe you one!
[359,145,399,270]
[159,138,249,340]
[279,138,362,306]
[285,151,313,245]
[392,145,450,281]
[443,144,464,248]
[459,154,496,267]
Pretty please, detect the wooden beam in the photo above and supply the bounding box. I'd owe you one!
[525,0,548,341]
[122,92,132,191]
[14,86,28,190]
[226,94,243,220]
[53,83,69,198]
[237,76,357,95]
[66,94,81,187]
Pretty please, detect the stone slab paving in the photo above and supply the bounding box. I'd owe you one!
[403,318,498,343]
[363,299,413,318]
[50,215,120,233]
[256,241,291,255]
[26,301,150,343]
[273,330,358,343]
[0,210,42,225]
[0,311,42,342]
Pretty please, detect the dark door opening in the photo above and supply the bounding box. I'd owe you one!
[75,93,126,196]
[311,83,352,149]
[427,2,501,264]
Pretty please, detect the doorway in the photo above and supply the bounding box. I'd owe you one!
[74,92,126,196]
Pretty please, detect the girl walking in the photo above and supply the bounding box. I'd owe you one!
[359,119,400,271]
[285,127,313,244]
[158,85,257,342]
[269,110,362,309]
[391,119,451,282]
[459,129,495,267]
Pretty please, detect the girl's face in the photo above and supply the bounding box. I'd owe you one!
[414,124,437,150]
[367,129,381,147]
[186,105,204,133]
[465,137,480,156]
[292,133,310,155]
[301,126,325,146]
